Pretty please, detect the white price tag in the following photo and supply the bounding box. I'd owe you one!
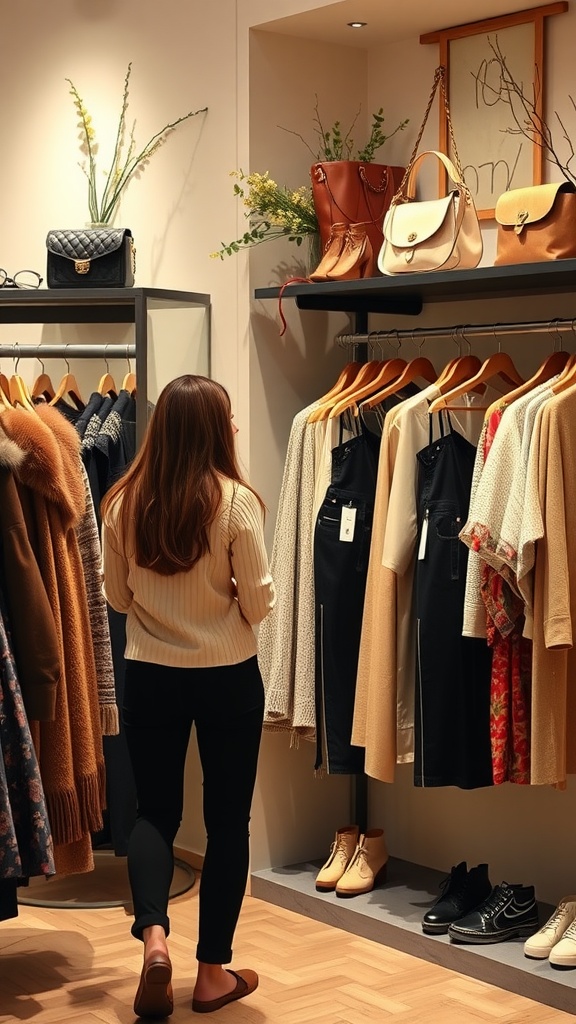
[339,505,357,542]
[418,511,429,561]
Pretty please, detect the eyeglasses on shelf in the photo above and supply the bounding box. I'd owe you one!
[0,269,43,289]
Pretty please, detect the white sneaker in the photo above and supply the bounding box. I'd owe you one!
[549,917,576,968]
[524,896,576,959]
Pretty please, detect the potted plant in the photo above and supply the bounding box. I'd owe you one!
[211,100,408,277]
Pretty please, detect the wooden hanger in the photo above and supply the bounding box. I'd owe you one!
[552,353,576,394]
[0,372,12,406]
[9,374,36,412]
[428,354,502,414]
[433,355,482,395]
[97,372,118,398]
[122,371,137,395]
[50,372,85,410]
[328,359,407,418]
[32,371,56,401]
[484,350,571,418]
[316,362,363,405]
[307,361,386,422]
[360,356,438,411]
[429,351,524,414]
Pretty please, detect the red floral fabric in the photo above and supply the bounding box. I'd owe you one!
[479,409,531,785]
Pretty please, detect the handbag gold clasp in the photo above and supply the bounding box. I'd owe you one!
[514,210,529,234]
[74,259,91,274]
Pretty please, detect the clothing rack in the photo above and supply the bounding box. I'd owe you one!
[0,344,135,359]
[340,314,574,835]
[335,316,576,348]
[0,343,141,444]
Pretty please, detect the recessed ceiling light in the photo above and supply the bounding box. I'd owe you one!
[347,22,367,29]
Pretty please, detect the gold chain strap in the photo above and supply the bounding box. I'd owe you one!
[358,165,389,193]
[394,66,466,202]
[439,70,466,182]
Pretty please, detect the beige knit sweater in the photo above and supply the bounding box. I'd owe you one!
[102,478,275,667]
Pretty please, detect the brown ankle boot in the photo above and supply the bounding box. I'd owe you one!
[309,223,347,281]
[335,828,388,898]
[326,223,375,281]
[315,824,359,892]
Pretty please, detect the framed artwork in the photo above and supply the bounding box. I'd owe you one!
[421,3,568,218]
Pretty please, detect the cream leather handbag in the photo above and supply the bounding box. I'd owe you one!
[378,67,483,276]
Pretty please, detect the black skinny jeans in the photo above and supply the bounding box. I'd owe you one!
[122,655,264,964]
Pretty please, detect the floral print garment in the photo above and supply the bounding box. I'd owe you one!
[0,586,55,880]
[479,409,531,786]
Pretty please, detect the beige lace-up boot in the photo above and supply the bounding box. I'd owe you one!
[524,896,576,959]
[315,825,359,892]
[335,828,388,898]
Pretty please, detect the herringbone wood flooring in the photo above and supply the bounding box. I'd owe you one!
[0,882,574,1023]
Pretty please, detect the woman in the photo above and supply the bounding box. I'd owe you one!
[101,375,275,1017]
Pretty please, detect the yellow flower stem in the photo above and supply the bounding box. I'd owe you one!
[66,78,99,222]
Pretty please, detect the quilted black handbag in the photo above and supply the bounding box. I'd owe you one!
[46,227,135,288]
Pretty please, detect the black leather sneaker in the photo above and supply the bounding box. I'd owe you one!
[422,862,492,935]
[448,882,539,944]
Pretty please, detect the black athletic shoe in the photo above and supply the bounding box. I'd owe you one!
[422,862,492,935]
[448,882,539,944]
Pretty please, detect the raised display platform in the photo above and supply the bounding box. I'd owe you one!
[252,857,576,1016]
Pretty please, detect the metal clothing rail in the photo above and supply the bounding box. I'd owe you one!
[0,344,136,359]
[335,317,576,348]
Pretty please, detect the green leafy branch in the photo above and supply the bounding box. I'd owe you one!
[279,96,409,163]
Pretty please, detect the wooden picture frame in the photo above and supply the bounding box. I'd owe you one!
[421,3,568,219]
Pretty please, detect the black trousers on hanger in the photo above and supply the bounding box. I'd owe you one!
[414,416,493,789]
[314,425,379,774]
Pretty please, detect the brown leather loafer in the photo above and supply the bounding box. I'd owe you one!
[192,968,258,1014]
[133,953,174,1018]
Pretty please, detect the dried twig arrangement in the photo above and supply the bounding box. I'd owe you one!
[475,38,576,186]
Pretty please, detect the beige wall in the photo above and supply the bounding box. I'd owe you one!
[3,0,576,901]
[0,0,236,394]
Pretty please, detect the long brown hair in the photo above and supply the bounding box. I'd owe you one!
[101,375,263,576]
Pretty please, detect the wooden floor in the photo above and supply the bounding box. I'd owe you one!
[1,880,574,1023]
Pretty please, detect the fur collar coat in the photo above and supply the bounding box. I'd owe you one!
[0,404,107,875]
[0,423,61,721]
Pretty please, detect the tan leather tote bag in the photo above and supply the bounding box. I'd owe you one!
[494,181,576,264]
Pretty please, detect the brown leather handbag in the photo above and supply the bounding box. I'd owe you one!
[494,181,576,265]
[310,160,405,269]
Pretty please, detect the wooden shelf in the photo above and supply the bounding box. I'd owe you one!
[254,260,576,316]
